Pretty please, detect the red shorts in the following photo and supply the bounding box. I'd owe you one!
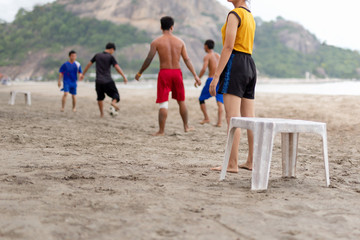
[156,69,185,103]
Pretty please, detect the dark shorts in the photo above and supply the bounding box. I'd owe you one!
[217,50,257,99]
[96,81,120,102]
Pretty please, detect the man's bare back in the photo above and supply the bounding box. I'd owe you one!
[135,28,199,86]
[206,51,220,78]
[153,33,184,69]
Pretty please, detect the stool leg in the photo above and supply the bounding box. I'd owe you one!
[9,91,16,105]
[321,130,330,187]
[281,133,299,177]
[220,126,236,180]
[8,92,12,105]
[26,93,31,106]
[251,123,275,190]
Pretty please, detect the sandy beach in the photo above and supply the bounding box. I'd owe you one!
[1,81,360,239]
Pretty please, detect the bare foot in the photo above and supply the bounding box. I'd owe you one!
[211,166,239,173]
[72,108,76,112]
[214,123,222,127]
[184,126,195,132]
[199,119,210,125]
[60,108,64,112]
[239,162,252,171]
[100,114,104,118]
[152,131,165,136]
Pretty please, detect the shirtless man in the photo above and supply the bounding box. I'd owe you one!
[198,40,223,127]
[135,16,201,136]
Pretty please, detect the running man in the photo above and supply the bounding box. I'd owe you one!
[198,39,223,127]
[135,16,201,136]
[81,43,128,117]
[58,50,83,112]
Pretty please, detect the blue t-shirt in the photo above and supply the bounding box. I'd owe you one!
[59,61,82,83]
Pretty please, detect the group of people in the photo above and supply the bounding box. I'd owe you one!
[58,0,256,172]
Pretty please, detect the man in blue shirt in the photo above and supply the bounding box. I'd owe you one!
[58,50,83,112]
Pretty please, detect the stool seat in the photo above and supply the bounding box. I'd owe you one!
[9,91,31,106]
[220,117,330,190]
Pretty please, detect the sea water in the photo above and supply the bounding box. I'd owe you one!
[120,79,360,96]
[255,80,360,96]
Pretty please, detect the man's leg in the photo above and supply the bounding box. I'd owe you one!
[72,94,76,112]
[177,100,194,132]
[198,78,212,124]
[153,102,168,136]
[199,100,210,124]
[211,94,241,173]
[98,100,104,117]
[111,99,120,111]
[61,92,68,112]
[239,98,255,170]
[154,108,167,136]
[108,84,120,111]
[216,101,223,127]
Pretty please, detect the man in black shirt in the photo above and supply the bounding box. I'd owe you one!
[82,43,128,117]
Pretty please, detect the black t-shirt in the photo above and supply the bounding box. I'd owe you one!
[90,52,118,84]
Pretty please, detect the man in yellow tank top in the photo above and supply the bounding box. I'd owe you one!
[210,0,257,173]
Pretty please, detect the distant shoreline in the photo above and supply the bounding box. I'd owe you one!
[2,78,360,96]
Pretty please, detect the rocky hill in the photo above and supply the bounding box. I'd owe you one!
[253,16,360,78]
[1,0,360,79]
[58,0,227,38]
[273,18,320,54]
[57,0,228,72]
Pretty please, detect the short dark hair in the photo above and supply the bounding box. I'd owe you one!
[69,50,76,56]
[161,16,174,30]
[204,40,215,50]
[106,42,116,50]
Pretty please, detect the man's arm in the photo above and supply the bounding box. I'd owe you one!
[115,64,128,84]
[199,55,209,79]
[78,65,83,81]
[209,13,238,96]
[135,42,157,81]
[181,43,201,87]
[58,73,63,88]
[78,73,83,81]
[80,61,93,80]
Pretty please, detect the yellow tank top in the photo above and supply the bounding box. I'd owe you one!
[221,7,256,54]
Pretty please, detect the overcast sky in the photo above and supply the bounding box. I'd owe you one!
[0,0,359,51]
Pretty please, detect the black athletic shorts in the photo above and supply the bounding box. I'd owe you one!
[217,50,257,99]
[96,81,120,102]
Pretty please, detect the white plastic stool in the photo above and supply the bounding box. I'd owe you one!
[220,117,330,190]
[9,91,31,106]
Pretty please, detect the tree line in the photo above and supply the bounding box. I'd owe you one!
[1,3,360,79]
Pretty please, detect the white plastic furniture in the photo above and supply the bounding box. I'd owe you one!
[220,117,330,190]
[9,91,31,106]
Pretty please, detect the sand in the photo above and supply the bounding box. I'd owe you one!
[1,81,360,240]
